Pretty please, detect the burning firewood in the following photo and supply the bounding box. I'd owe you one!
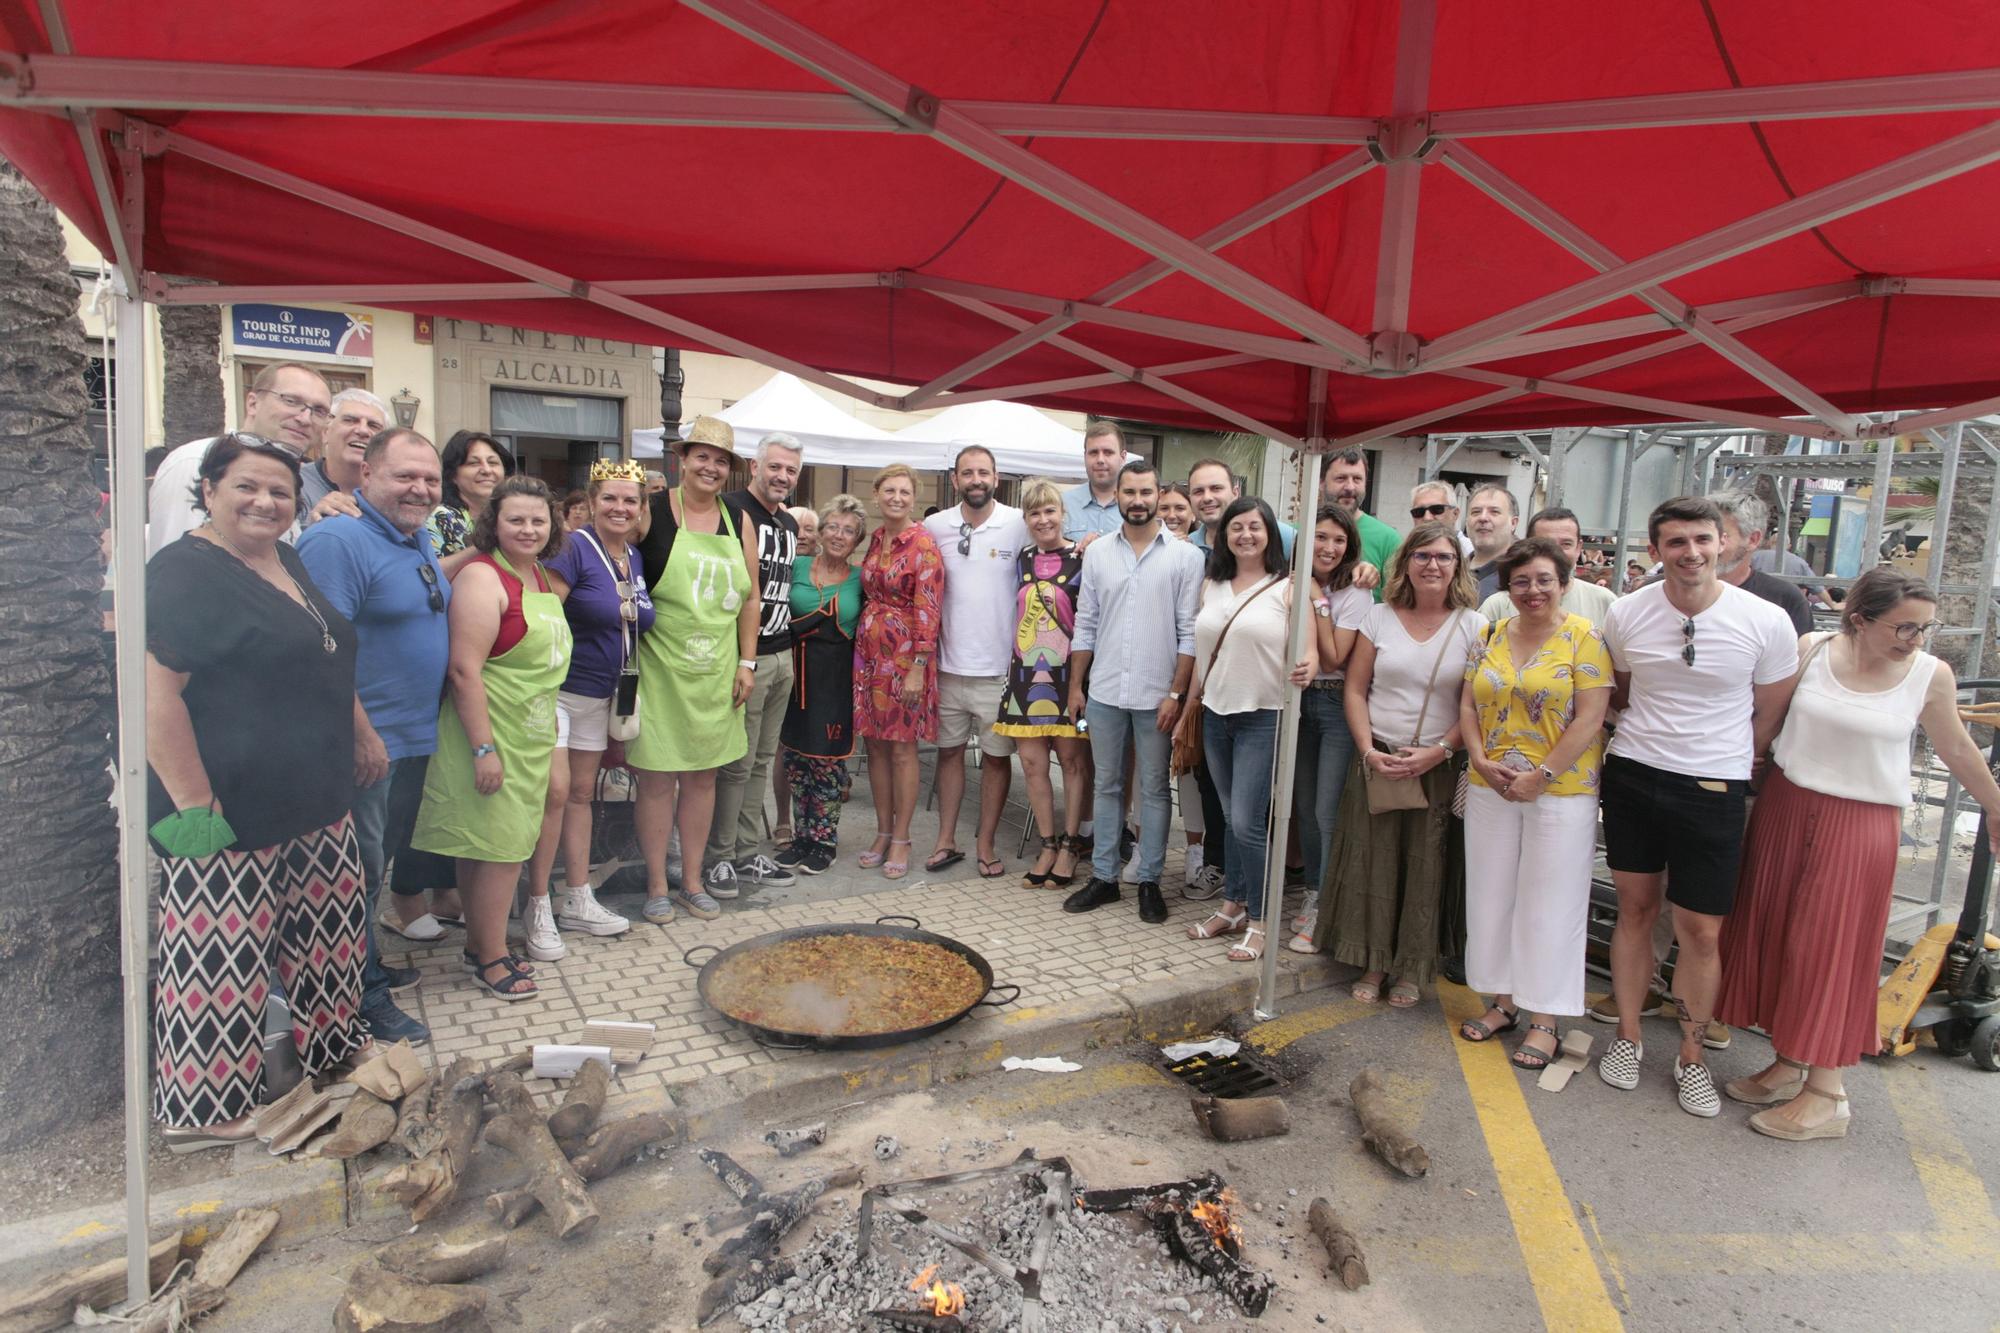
[1349,1068,1430,1178]
[1157,1205,1274,1317]
[868,1264,967,1331]
[1076,1173,1225,1215]
[1189,1093,1290,1142]
[1306,1197,1370,1290]
[481,1072,599,1239]
[697,1147,766,1203]
[701,1176,833,1275]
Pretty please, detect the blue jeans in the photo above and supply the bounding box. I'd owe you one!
[350,755,428,1011]
[1294,685,1357,892]
[1085,701,1172,883]
[1202,708,1280,921]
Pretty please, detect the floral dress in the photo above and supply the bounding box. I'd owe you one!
[425,504,473,558]
[853,522,944,742]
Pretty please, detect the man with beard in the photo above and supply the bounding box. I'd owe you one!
[1320,447,1397,600]
[1185,458,1295,557]
[1711,491,1813,633]
[295,428,449,1043]
[921,445,1027,877]
[705,432,804,897]
[1597,496,1797,1117]
[147,362,333,554]
[299,388,390,525]
[1063,459,1204,924]
[1062,421,1129,545]
[1465,483,1518,600]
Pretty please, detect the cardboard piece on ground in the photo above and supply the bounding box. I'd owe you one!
[533,1044,613,1079]
[347,1039,429,1100]
[1538,1029,1595,1092]
[581,1019,655,1065]
[253,1079,344,1155]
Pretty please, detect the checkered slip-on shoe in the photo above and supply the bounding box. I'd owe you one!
[1598,1037,1643,1091]
[1675,1057,1722,1118]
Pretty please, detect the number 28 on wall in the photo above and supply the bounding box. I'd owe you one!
[439,356,460,370]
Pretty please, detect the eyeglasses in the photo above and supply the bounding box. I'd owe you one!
[264,391,331,422]
[958,523,973,558]
[1508,576,1559,593]
[1681,616,1697,667]
[417,563,444,613]
[1408,551,1458,566]
[1409,503,1452,519]
[1876,617,1942,643]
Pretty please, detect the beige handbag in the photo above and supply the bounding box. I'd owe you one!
[1363,615,1461,815]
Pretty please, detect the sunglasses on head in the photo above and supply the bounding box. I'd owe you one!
[1409,502,1452,519]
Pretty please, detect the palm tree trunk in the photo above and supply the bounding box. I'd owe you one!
[159,303,222,448]
[0,157,123,1149]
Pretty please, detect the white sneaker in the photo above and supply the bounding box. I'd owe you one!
[1186,865,1226,899]
[1184,843,1205,880]
[1293,889,1320,936]
[557,885,630,937]
[523,895,566,961]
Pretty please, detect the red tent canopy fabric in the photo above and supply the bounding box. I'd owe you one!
[4,0,2000,443]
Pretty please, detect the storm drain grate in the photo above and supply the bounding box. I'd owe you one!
[1165,1050,1283,1098]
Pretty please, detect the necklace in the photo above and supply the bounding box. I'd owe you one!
[208,527,337,655]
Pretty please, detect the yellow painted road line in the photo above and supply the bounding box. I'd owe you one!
[1883,1065,2000,1261]
[1242,995,1381,1052]
[1439,982,1625,1332]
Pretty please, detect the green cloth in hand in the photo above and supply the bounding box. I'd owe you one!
[150,807,237,858]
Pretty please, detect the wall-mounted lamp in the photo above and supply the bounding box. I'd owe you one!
[390,387,421,428]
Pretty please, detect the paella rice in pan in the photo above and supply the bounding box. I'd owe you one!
[707,933,988,1037]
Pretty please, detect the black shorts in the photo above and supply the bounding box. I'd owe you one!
[1599,755,1749,917]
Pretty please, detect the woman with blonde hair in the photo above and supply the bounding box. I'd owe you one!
[853,464,944,878]
[1316,522,1482,1007]
[776,494,867,875]
[996,478,1090,887]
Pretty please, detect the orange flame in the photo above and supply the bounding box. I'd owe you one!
[906,1265,965,1317]
[1189,1192,1244,1248]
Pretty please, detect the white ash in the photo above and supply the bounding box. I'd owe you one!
[734,1174,1237,1332]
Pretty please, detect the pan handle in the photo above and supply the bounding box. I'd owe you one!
[681,944,722,968]
[752,1030,816,1051]
[976,983,1022,1009]
[875,914,923,930]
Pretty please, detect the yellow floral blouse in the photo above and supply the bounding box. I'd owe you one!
[1465,612,1614,795]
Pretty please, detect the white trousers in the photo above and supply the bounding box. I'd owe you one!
[1462,783,1597,1016]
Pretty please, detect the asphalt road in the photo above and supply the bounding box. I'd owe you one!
[206,982,2000,1332]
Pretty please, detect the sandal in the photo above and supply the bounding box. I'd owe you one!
[1050,834,1083,888]
[1460,1004,1521,1043]
[1024,834,1060,888]
[1387,979,1422,1008]
[858,835,892,869]
[924,847,965,873]
[1725,1054,1810,1105]
[1351,973,1385,1004]
[382,912,447,942]
[462,949,534,975]
[1510,1022,1561,1070]
[882,839,913,880]
[473,954,537,1002]
[977,855,1007,878]
[1186,906,1248,940]
[1227,926,1267,962]
[772,822,795,849]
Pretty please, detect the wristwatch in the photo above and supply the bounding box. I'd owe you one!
[1168,690,1185,702]
[739,658,758,671]
[1538,764,1559,783]
[471,743,497,759]
[1438,741,1456,759]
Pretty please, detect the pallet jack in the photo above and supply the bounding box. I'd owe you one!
[1876,687,2000,1068]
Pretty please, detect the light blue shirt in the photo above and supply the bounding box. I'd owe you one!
[1190,518,1297,561]
[1071,523,1204,710]
[1061,482,1123,541]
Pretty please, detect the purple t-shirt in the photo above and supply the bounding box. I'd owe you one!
[547,525,656,698]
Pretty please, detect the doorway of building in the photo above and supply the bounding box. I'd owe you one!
[490,389,622,494]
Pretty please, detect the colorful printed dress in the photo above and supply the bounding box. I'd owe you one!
[853,522,943,742]
[994,543,1084,738]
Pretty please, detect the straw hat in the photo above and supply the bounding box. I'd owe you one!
[679,415,735,455]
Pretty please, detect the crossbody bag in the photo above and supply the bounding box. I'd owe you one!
[1171,574,1286,777]
[1363,611,1464,814]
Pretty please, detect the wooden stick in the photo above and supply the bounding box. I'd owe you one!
[1157,1210,1274,1316]
[375,1234,510,1285]
[1189,1093,1290,1141]
[1350,1068,1430,1178]
[694,1257,794,1327]
[333,1259,489,1333]
[1306,1197,1370,1290]
[0,1230,181,1333]
[488,1111,680,1229]
[546,1060,609,1143]
[481,1074,599,1240]
[392,1074,445,1160]
[189,1207,280,1290]
[698,1147,765,1203]
[700,1177,828,1275]
[704,1165,861,1234]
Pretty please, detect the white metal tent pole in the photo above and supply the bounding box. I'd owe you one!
[1256,371,1327,1020]
[111,287,152,1306]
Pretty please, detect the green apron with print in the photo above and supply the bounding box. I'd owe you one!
[625,490,751,772]
[413,551,573,862]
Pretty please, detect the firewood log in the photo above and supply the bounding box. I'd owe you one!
[375,1234,510,1285]
[1306,1197,1370,1290]
[380,1056,485,1221]
[546,1059,609,1142]
[487,1110,680,1228]
[322,1088,399,1159]
[333,1259,488,1333]
[1189,1093,1290,1141]
[481,1073,599,1240]
[1349,1068,1430,1178]
[0,1230,181,1333]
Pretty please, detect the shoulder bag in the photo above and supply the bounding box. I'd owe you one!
[1364,610,1465,814]
[580,528,643,743]
[1172,574,1285,777]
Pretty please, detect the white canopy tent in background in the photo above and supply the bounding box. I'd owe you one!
[631,369,942,470]
[890,399,1090,479]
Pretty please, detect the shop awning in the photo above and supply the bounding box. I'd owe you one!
[5,1,2000,447]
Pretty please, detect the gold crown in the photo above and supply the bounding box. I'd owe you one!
[589,458,650,485]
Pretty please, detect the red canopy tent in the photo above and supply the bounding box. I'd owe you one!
[6,1,2000,1306]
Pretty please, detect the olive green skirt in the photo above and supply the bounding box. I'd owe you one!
[1313,752,1467,985]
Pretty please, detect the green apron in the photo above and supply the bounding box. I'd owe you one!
[413,551,573,862]
[625,490,750,773]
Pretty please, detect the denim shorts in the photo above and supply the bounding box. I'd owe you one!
[1599,754,1748,916]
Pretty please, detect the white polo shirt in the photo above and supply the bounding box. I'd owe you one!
[923,502,1029,677]
[1602,580,1797,780]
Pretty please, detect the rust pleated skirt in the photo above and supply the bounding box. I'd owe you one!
[1716,765,1901,1068]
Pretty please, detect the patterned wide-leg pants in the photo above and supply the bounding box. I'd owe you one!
[153,814,367,1128]
[783,749,845,852]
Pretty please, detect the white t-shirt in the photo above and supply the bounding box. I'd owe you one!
[1357,604,1484,747]
[1194,575,1292,714]
[146,435,305,557]
[1603,581,1797,779]
[923,502,1028,677]
[1314,584,1374,681]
